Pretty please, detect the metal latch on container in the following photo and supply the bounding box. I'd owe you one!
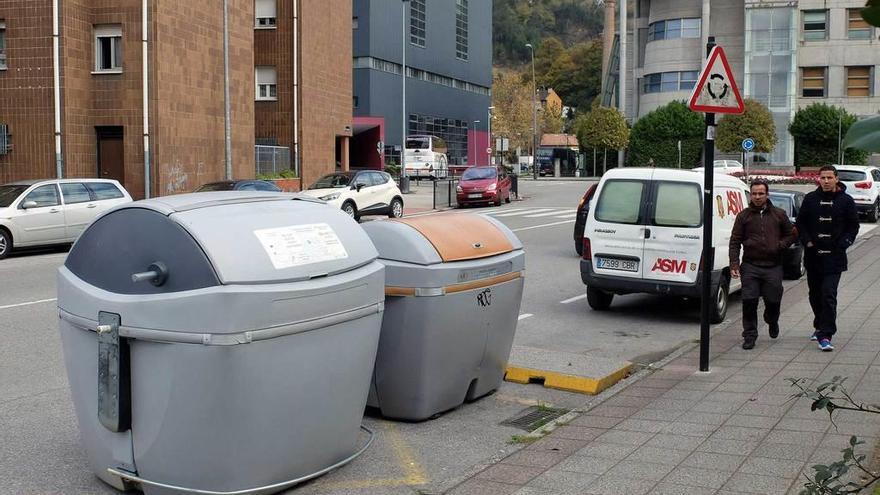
[97,312,131,433]
[414,287,445,297]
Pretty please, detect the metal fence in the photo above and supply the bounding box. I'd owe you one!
[255,145,294,176]
[432,178,459,209]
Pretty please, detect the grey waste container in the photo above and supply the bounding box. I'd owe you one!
[361,213,525,420]
[57,192,385,495]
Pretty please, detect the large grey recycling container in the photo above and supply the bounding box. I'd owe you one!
[57,192,384,495]
[360,213,525,421]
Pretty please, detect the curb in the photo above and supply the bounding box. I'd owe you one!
[504,362,634,395]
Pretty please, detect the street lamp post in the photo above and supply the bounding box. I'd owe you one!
[471,120,480,165]
[401,0,409,175]
[525,43,537,179]
[487,106,495,166]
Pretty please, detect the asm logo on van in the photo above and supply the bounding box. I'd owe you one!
[652,258,688,274]
[727,190,744,216]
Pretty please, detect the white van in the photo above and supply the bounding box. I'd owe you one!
[580,168,749,323]
[404,135,449,179]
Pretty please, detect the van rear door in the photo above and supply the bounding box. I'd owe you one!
[642,179,704,285]
[589,177,651,279]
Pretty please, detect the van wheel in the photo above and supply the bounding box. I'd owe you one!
[0,229,11,260]
[587,287,613,311]
[710,279,729,324]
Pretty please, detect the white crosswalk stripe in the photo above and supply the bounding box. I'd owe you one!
[490,208,557,217]
[523,209,576,218]
[554,212,578,219]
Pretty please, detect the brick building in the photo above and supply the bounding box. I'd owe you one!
[0,0,351,198]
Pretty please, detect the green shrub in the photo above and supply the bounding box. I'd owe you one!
[627,101,704,168]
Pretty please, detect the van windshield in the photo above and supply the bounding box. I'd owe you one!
[595,180,644,224]
[406,138,430,150]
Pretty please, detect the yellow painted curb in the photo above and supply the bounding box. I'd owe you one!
[504,362,633,395]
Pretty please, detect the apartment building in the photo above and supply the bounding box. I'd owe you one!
[615,0,879,165]
[0,0,351,198]
[352,0,492,168]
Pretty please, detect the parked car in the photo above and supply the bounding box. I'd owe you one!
[299,170,403,219]
[768,189,806,279]
[833,165,880,222]
[581,168,749,323]
[693,159,745,175]
[0,179,132,259]
[573,183,598,256]
[456,166,512,207]
[195,180,281,192]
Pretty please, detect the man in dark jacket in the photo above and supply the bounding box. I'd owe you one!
[730,179,797,349]
[796,166,860,352]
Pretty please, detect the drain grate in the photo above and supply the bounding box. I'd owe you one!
[500,405,570,432]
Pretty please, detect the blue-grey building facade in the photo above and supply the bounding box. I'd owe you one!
[352,0,492,167]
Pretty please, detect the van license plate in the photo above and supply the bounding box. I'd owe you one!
[596,257,639,272]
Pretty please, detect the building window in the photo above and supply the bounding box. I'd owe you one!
[802,10,827,41]
[407,113,468,164]
[353,96,359,108]
[94,25,122,72]
[847,66,872,97]
[255,66,277,101]
[0,123,11,154]
[352,17,359,29]
[455,0,468,61]
[848,8,871,40]
[410,0,426,47]
[801,67,826,97]
[255,0,276,28]
[647,18,701,42]
[643,71,699,93]
[0,20,6,70]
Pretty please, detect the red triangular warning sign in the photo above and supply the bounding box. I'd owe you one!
[688,46,745,114]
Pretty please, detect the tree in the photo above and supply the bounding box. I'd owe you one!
[575,106,630,174]
[491,70,534,158]
[627,101,704,168]
[716,99,777,154]
[540,102,565,135]
[862,0,880,27]
[789,103,869,169]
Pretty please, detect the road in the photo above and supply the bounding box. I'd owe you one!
[3,179,872,495]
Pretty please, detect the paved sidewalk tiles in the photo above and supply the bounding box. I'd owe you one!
[450,233,880,494]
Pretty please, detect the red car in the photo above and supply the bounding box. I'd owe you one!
[456,166,512,207]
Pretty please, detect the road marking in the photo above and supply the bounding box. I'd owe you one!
[483,207,527,214]
[491,208,555,217]
[523,209,576,218]
[0,298,57,311]
[560,294,586,304]
[511,220,575,232]
[554,212,578,219]
[518,313,533,320]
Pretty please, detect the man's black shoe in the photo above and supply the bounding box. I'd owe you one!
[769,324,779,339]
[742,340,756,350]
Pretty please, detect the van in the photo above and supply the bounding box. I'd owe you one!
[404,135,449,179]
[580,168,750,323]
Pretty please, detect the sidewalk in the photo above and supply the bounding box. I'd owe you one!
[450,232,880,495]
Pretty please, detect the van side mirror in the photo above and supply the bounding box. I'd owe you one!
[21,201,37,210]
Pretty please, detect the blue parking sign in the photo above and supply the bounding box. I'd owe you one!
[742,138,755,152]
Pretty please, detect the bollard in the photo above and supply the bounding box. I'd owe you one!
[399,175,411,194]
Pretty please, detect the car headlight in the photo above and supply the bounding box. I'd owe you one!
[456,186,463,193]
[487,183,497,191]
[319,192,341,201]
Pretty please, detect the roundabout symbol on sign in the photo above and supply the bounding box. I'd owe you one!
[742,138,755,152]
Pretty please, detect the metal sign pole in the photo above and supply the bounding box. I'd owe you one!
[699,38,716,373]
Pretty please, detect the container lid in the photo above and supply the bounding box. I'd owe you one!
[361,213,519,265]
[65,192,378,293]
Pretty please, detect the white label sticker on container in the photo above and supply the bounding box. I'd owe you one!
[254,223,349,270]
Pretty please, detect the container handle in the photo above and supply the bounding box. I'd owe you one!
[106,425,375,494]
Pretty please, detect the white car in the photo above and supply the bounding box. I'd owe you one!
[834,165,880,222]
[0,178,133,259]
[692,159,744,175]
[300,170,404,220]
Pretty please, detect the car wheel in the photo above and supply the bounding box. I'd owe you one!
[341,201,357,219]
[586,287,613,311]
[389,198,404,218]
[868,201,879,223]
[0,229,10,260]
[438,156,448,179]
[710,278,729,324]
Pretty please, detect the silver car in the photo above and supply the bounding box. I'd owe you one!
[0,179,132,259]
